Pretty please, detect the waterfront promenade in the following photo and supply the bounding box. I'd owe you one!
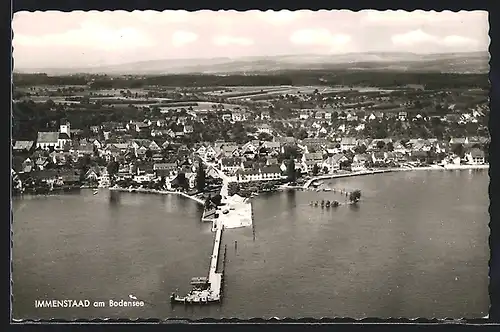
[201,159,254,229]
[108,186,205,204]
[302,164,489,189]
[303,169,391,188]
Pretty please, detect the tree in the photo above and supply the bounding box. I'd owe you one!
[349,190,361,203]
[297,129,308,140]
[483,143,490,162]
[354,144,367,154]
[340,160,351,171]
[107,160,119,176]
[211,194,222,206]
[312,164,320,176]
[386,142,394,152]
[228,182,240,196]
[258,132,273,141]
[196,159,206,192]
[286,159,297,182]
[145,149,153,160]
[177,172,189,191]
[282,145,300,160]
[78,154,92,174]
[451,144,465,158]
[376,140,386,150]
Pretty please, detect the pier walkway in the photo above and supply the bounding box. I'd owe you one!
[303,169,391,188]
[208,220,224,299]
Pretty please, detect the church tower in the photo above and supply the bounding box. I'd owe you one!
[59,121,71,136]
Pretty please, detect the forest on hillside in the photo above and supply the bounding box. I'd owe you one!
[13,71,489,90]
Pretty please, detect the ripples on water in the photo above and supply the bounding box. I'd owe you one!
[12,170,489,319]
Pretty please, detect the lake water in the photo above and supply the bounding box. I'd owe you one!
[12,170,490,320]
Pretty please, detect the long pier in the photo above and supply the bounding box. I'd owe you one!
[208,220,224,299]
[170,219,225,305]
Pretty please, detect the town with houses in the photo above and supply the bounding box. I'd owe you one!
[12,76,490,197]
[10,8,493,315]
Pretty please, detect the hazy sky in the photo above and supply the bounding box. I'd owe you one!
[12,10,489,68]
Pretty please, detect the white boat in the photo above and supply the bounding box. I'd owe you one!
[93,189,99,195]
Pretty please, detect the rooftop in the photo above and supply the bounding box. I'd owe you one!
[37,132,59,144]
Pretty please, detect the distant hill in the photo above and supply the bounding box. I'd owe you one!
[15,51,490,75]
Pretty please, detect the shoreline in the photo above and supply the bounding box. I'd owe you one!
[302,164,489,188]
[108,186,205,205]
[302,169,391,188]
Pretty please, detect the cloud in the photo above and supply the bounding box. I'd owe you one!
[290,28,351,50]
[13,21,154,50]
[391,29,478,48]
[391,29,439,45]
[212,35,254,46]
[171,30,198,47]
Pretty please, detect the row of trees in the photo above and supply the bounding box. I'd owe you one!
[14,71,488,89]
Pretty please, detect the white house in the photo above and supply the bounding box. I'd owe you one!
[371,152,387,164]
[260,111,271,120]
[257,124,273,135]
[301,152,323,173]
[235,166,282,182]
[398,112,408,121]
[98,169,111,188]
[133,174,156,183]
[205,146,217,160]
[232,110,248,122]
[323,153,348,173]
[340,137,358,151]
[355,123,365,131]
[183,125,194,134]
[352,154,370,171]
[465,148,486,165]
[219,157,244,175]
[92,139,103,150]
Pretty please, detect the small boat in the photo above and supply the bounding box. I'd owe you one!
[320,200,325,207]
[332,200,340,207]
[325,200,331,208]
[309,201,313,206]
[323,188,332,192]
[314,201,318,206]
[93,189,99,195]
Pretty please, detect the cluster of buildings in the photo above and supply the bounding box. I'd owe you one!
[11,84,490,194]
[11,116,488,193]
